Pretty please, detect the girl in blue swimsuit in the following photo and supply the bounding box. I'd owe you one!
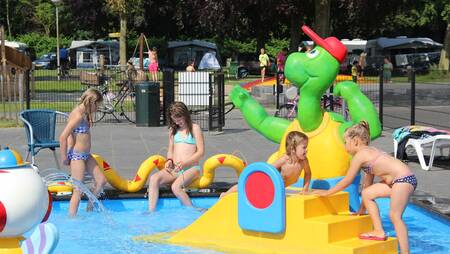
[314,121,416,254]
[59,88,106,217]
[147,102,205,212]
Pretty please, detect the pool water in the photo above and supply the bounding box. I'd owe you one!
[46,197,450,254]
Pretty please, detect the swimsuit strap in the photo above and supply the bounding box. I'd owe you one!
[362,147,385,174]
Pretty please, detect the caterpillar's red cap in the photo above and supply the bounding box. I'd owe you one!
[302,25,347,63]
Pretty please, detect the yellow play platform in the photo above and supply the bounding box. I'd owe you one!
[136,188,398,254]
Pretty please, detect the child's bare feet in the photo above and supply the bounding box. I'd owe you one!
[358,230,387,241]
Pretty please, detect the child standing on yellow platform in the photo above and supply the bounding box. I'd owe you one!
[314,121,417,254]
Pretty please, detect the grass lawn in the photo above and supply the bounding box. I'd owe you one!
[35,80,85,92]
[0,118,21,128]
[392,70,450,83]
[0,101,77,114]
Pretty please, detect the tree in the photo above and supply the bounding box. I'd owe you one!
[314,0,330,37]
[105,0,144,67]
[35,2,54,36]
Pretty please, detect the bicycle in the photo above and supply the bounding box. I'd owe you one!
[80,68,136,123]
[274,87,298,120]
[274,87,350,121]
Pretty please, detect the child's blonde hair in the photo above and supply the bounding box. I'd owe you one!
[79,88,102,124]
[345,121,370,145]
[167,101,193,136]
[285,131,308,163]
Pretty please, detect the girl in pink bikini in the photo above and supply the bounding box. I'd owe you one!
[148,47,159,81]
[314,121,416,254]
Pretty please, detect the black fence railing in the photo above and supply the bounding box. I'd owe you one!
[162,70,225,131]
[382,69,450,130]
[28,67,163,124]
[275,70,381,122]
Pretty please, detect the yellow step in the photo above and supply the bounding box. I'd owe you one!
[286,190,350,219]
[330,237,398,254]
[305,214,373,243]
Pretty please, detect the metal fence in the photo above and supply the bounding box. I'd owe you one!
[0,65,29,123]
[26,67,154,123]
[162,70,225,131]
[275,70,381,122]
[382,69,450,130]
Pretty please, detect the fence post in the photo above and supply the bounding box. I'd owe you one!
[410,68,416,125]
[276,71,284,109]
[219,73,225,131]
[25,69,31,109]
[379,66,384,126]
[329,86,334,111]
[162,68,175,125]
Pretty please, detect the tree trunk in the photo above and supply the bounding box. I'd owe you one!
[314,0,331,37]
[438,22,450,71]
[290,14,301,52]
[6,0,11,36]
[120,14,127,68]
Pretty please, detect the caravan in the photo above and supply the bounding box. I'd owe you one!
[365,36,442,74]
[340,39,367,73]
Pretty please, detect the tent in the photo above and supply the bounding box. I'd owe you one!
[69,40,119,68]
[198,52,221,70]
[166,40,220,70]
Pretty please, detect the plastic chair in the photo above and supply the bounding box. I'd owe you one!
[19,109,68,167]
[394,134,450,171]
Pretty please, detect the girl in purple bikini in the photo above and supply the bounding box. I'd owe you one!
[59,88,107,217]
[314,121,417,254]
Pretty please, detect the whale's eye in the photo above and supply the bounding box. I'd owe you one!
[306,49,319,59]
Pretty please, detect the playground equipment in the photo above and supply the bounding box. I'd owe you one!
[138,162,397,253]
[229,25,382,211]
[93,153,246,191]
[47,153,246,194]
[0,148,58,254]
[136,26,393,253]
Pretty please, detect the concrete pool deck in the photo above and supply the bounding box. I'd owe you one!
[1,110,449,217]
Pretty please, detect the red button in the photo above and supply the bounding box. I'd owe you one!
[245,172,274,209]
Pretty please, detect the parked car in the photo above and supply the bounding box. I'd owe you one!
[33,53,57,69]
[236,53,276,79]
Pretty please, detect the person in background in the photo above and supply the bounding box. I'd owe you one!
[352,60,359,83]
[59,47,69,76]
[359,52,367,77]
[186,60,195,72]
[259,47,270,82]
[383,57,393,83]
[276,47,288,72]
[148,47,159,81]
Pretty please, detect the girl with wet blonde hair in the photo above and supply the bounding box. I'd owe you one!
[315,121,417,254]
[59,88,106,217]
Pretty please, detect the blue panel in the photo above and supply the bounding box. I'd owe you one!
[293,174,361,212]
[238,162,285,234]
